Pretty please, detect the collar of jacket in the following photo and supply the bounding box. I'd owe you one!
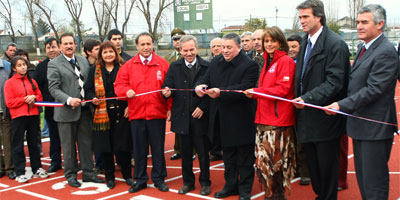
[13,73,26,79]
[176,55,208,67]
[303,25,329,57]
[218,49,245,65]
[263,49,287,63]
[132,52,159,66]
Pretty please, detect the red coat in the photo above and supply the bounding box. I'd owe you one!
[114,53,170,120]
[253,50,296,126]
[4,73,43,119]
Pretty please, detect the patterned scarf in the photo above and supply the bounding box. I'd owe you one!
[93,64,110,131]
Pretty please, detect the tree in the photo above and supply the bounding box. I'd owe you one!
[34,0,60,41]
[64,0,84,47]
[36,18,50,37]
[25,0,40,48]
[136,0,173,45]
[325,0,339,24]
[0,0,16,42]
[291,12,301,33]
[348,0,365,28]
[90,0,111,41]
[328,22,341,35]
[244,17,267,32]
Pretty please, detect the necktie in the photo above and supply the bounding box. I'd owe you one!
[358,46,366,59]
[187,63,193,69]
[300,39,313,94]
[144,59,148,65]
[70,58,85,104]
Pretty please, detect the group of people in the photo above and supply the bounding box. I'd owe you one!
[0,0,399,200]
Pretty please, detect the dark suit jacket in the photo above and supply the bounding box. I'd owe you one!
[338,35,399,140]
[294,26,350,143]
[196,50,258,147]
[35,58,55,120]
[163,56,209,137]
[48,54,91,122]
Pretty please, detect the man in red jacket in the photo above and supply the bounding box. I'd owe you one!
[114,32,171,193]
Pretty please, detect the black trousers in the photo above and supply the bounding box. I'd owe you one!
[47,118,61,167]
[179,132,210,187]
[353,138,392,200]
[11,116,41,176]
[304,138,341,200]
[222,143,255,198]
[102,151,132,181]
[130,119,167,185]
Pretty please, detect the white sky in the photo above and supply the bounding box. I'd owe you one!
[7,0,400,35]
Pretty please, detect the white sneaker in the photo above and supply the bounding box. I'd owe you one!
[16,175,29,183]
[33,168,49,178]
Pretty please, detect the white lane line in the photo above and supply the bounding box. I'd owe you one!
[0,173,72,193]
[130,195,163,200]
[97,191,129,200]
[348,154,354,159]
[16,189,59,200]
[168,188,220,200]
[0,183,9,188]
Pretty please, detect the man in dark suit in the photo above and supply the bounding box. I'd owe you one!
[48,33,104,187]
[292,0,350,199]
[195,33,258,200]
[162,35,211,196]
[34,38,62,173]
[325,4,399,199]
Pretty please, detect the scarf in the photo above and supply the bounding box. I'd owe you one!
[93,64,110,131]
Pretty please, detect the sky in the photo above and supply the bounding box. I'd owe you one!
[6,0,400,35]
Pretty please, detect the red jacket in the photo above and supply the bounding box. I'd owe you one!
[253,50,296,126]
[4,73,43,119]
[114,53,171,120]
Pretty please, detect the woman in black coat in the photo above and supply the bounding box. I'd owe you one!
[86,41,133,189]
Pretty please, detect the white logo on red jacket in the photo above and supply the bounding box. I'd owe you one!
[268,63,277,73]
[157,70,162,80]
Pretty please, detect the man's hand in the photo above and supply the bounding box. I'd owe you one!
[324,102,340,115]
[206,88,220,99]
[195,84,208,97]
[124,107,129,118]
[70,98,81,107]
[243,89,254,98]
[162,87,171,98]
[192,107,204,119]
[24,95,36,105]
[292,97,305,109]
[167,110,171,122]
[92,97,100,105]
[126,89,136,98]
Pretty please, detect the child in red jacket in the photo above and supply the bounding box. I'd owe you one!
[4,56,48,183]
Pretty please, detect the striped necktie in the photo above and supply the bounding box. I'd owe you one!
[69,58,85,105]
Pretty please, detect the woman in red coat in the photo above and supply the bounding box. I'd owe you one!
[4,56,47,183]
[244,26,296,200]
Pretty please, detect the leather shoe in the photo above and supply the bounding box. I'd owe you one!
[214,189,239,198]
[126,178,135,186]
[68,179,81,188]
[154,182,169,192]
[210,154,223,162]
[128,183,147,193]
[106,180,115,189]
[82,176,105,183]
[8,171,16,179]
[200,185,211,195]
[300,177,311,185]
[238,196,251,200]
[0,171,5,178]
[178,185,195,194]
[170,153,181,160]
[47,165,61,173]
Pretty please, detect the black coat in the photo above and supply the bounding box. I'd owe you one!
[34,58,55,120]
[162,56,210,138]
[196,50,258,147]
[294,26,350,143]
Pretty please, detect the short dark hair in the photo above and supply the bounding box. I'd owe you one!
[297,0,326,26]
[44,37,59,48]
[262,26,290,53]
[287,34,302,45]
[15,49,30,61]
[83,39,101,56]
[6,42,16,50]
[135,32,154,45]
[107,29,123,40]
[59,33,75,43]
[222,33,241,46]
[96,41,125,67]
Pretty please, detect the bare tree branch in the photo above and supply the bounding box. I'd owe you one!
[121,0,136,38]
[64,0,84,47]
[25,0,40,48]
[0,0,16,42]
[34,0,60,40]
[348,0,365,28]
[91,0,111,41]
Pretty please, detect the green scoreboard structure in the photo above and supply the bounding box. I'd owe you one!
[174,0,213,30]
